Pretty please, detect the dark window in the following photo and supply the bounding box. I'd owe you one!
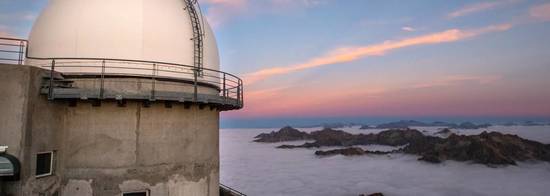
[36,151,54,177]
[122,191,148,196]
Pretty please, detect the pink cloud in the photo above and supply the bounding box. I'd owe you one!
[244,24,513,84]
[228,73,549,118]
[529,3,550,21]
[448,0,519,18]
[412,75,502,89]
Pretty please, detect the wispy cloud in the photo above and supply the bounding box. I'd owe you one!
[448,0,519,19]
[529,2,550,22]
[201,0,327,28]
[200,0,248,28]
[0,25,14,38]
[401,26,416,32]
[244,24,513,84]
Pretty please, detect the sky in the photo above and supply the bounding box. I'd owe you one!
[1,0,550,127]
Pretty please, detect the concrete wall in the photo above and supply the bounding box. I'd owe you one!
[0,64,221,196]
[0,64,64,195]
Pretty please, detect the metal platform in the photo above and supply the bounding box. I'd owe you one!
[1,37,244,111]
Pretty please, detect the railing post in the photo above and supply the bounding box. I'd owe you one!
[237,79,241,105]
[193,68,198,102]
[151,63,156,101]
[222,73,226,101]
[18,41,23,65]
[241,80,244,107]
[100,60,105,99]
[48,59,56,100]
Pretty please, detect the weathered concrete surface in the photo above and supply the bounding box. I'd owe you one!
[0,64,30,196]
[1,64,65,195]
[0,64,31,159]
[71,77,220,96]
[0,64,221,196]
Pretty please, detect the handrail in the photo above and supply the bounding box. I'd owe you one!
[0,37,244,109]
[220,183,247,196]
[0,37,27,65]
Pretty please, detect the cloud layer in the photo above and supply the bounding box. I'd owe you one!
[448,0,519,18]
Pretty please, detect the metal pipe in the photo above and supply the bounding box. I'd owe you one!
[193,68,198,102]
[100,60,105,99]
[18,41,24,65]
[151,63,156,101]
[48,59,56,100]
[223,73,226,100]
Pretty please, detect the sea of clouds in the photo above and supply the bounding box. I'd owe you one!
[220,126,550,196]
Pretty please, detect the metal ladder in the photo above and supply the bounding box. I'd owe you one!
[184,0,204,75]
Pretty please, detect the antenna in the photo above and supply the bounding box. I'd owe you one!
[183,0,205,74]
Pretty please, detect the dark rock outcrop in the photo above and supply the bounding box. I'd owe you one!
[359,125,372,129]
[434,128,454,137]
[258,127,550,166]
[253,126,310,143]
[315,147,366,156]
[404,131,550,165]
[359,193,384,196]
[315,147,391,156]
[277,128,361,148]
[276,129,423,149]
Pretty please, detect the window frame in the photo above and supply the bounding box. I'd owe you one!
[35,151,55,178]
[122,190,150,196]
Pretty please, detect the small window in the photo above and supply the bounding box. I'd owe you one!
[122,191,149,196]
[36,151,54,177]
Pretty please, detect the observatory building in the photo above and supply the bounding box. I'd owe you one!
[0,0,243,196]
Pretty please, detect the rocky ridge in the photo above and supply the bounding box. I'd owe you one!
[254,127,550,166]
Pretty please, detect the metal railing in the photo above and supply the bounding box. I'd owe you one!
[220,183,247,196]
[0,37,243,109]
[0,37,27,65]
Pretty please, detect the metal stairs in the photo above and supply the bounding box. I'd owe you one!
[183,0,204,75]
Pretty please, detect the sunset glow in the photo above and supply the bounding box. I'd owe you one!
[2,0,549,126]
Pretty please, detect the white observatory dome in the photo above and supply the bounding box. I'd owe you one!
[27,0,220,77]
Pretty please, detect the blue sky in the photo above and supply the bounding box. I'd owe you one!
[1,0,550,127]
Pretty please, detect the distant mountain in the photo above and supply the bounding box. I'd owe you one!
[521,121,546,126]
[296,122,358,129]
[449,122,492,129]
[359,120,491,129]
[502,122,518,126]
